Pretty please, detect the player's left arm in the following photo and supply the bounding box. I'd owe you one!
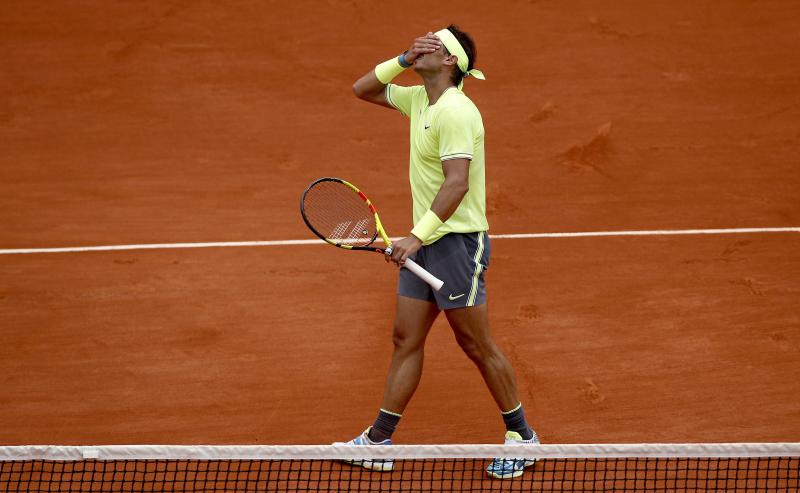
[429,159,470,222]
[388,158,469,265]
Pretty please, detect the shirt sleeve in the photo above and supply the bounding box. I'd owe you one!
[436,105,475,161]
[385,84,415,117]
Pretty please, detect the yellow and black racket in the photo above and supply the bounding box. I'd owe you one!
[300,177,444,291]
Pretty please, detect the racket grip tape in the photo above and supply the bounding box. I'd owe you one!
[404,258,444,292]
[384,246,444,291]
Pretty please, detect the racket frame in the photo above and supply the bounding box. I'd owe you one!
[300,177,444,291]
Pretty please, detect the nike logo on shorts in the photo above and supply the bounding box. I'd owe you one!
[448,293,465,300]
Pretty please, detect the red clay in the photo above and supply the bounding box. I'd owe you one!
[1,1,799,445]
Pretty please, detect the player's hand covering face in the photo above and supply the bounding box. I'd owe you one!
[404,32,442,66]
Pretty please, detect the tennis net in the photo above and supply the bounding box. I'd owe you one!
[1,443,798,492]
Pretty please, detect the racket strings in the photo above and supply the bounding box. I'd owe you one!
[303,181,378,247]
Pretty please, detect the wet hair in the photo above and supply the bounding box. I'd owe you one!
[444,24,477,87]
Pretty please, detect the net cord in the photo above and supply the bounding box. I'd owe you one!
[2,443,799,461]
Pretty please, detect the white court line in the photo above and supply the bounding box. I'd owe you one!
[0,227,797,255]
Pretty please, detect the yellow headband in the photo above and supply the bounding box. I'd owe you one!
[434,28,485,87]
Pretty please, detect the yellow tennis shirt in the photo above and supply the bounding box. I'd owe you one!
[386,84,489,245]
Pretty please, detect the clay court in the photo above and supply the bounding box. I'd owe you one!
[1,0,798,449]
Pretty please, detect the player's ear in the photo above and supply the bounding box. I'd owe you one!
[443,54,458,67]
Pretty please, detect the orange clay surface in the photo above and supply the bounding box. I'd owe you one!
[1,1,799,445]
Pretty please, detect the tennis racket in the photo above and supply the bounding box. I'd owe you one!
[300,177,444,291]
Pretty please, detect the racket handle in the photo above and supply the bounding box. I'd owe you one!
[404,258,444,292]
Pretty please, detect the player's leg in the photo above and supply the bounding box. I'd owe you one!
[431,232,539,478]
[445,304,540,479]
[365,253,440,444]
[444,304,520,409]
[335,292,438,471]
[380,295,440,413]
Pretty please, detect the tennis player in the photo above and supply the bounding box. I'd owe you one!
[340,26,540,479]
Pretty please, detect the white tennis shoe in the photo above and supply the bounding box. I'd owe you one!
[333,427,394,472]
[486,430,541,479]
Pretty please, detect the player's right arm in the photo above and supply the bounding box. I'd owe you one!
[352,33,442,108]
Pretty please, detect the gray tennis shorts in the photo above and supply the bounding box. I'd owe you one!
[398,231,490,310]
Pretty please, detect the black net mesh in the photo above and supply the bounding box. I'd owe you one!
[2,456,798,492]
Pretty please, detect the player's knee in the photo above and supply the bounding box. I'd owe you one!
[455,333,493,363]
[391,323,426,353]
